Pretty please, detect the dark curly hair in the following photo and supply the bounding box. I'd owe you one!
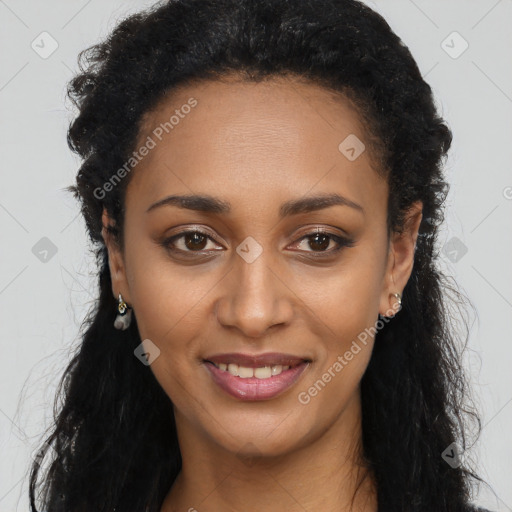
[28,0,485,511]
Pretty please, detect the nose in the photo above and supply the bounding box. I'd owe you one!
[215,248,294,338]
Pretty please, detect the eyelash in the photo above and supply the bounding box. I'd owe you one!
[162,228,354,258]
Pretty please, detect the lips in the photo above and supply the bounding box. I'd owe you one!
[202,352,311,401]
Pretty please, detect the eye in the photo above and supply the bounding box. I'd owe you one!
[161,227,354,259]
[290,229,354,255]
[162,229,223,254]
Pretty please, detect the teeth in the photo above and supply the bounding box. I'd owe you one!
[213,362,296,378]
[254,366,271,379]
[238,366,254,378]
[271,365,283,376]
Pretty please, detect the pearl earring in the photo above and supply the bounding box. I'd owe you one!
[114,293,132,330]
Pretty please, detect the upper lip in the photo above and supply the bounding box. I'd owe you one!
[204,352,310,368]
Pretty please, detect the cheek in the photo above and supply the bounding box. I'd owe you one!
[294,240,386,393]
[302,276,380,386]
[125,226,219,339]
[294,268,381,418]
[124,242,217,395]
[299,250,386,343]
[130,280,211,416]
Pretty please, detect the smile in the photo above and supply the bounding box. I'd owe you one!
[203,353,311,401]
[209,362,293,379]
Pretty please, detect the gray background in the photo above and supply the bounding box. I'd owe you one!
[1,0,511,510]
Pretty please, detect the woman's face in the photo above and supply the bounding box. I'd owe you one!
[104,75,420,458]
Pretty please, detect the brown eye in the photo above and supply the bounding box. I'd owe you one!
[162,229,224,255]
[307,232,331,251]
[183,232,208,251]
[291,230,355,256]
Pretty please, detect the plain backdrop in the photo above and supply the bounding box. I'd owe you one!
[1,0,511,510]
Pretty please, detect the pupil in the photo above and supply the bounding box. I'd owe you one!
[185,232,207,250]
[309,233,329,251]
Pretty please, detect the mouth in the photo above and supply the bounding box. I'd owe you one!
[203,352,311,401]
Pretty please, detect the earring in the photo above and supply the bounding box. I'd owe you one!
[114,293,132,330]
[392,292,402,311]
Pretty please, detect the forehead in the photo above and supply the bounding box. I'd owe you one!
[126,75,386,216]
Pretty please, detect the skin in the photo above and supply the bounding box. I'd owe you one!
[102,74,422,512]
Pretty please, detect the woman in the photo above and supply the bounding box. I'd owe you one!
[28,0,491,510]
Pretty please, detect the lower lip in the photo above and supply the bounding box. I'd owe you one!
[204,361,309,401]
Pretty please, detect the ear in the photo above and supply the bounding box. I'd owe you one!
[101,207,131,305]
[379,201,423,316]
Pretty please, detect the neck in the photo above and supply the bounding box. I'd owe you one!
[161,391,377,512]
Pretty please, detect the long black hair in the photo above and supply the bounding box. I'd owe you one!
[28,0,483,510]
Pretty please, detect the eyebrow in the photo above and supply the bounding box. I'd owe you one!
[146,192,364,217]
